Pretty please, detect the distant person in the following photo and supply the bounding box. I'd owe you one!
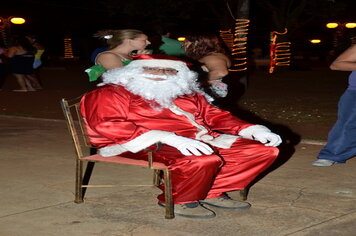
[183,33,231,99]
[312,44,356,166]
[26,35,45,70]
[157,29,185,57]
[0,45,7,90]
[5,36,42,92]
[26,35,45,89]
[85,29,151,82]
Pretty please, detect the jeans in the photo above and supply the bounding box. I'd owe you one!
[318,89,356,163]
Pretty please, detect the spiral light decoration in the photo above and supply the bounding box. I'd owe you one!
[64,37,74,59]
[230,18,250,71]
[219,29,234,50]
[269,28,291,73]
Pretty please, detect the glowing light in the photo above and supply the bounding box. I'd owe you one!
[269,28,291,73]
[177,37,185,42]
[229,19,250,72]
[310,39,321,44]
[10,17,25,24]
[326,23,339,28]
[345,23,356,28]
[64,37,74,59]
[219,29,234,50]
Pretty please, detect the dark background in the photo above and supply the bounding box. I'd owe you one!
[1,0,355,61]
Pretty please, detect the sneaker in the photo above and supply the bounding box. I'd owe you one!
[12,89,28,92]
[158,202,216,218]
[200,195,251,210]
[312,159,336,167]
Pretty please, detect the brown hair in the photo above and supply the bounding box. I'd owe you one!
[94,29,144,49]
[184,33,227,60]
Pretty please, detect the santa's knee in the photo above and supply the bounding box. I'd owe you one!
[190,154,223,171]
[256,145,280,161]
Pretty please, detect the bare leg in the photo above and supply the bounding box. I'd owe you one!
[23,77,36,91]
[13,74,28,91]
[25,74,42,89]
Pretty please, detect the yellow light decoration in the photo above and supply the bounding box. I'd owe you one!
[310,39,321,44]
[229,19,250,72]
[177,37,186,42]
[64,37,74,59]
[345,23,356,28]
[326,23,339,28]
[269,28,291,73]
[10,17,25,24]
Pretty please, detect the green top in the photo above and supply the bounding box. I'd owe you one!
[122,60,132,66]
[159,37,185,56]
[85,59,132,82]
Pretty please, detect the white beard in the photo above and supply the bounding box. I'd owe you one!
[100,67,213,110]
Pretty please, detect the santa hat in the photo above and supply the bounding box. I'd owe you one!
[127,54,192,70]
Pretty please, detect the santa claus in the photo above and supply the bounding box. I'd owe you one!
[80,56,281,218]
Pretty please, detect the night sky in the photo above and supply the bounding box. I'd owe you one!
[1,0,355,58]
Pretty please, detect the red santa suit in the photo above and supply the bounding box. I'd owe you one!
[80,84,279,204]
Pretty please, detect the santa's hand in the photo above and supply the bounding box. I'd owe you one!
[239,125,282,147]
[161,134,214,156]
[252,131,282,146]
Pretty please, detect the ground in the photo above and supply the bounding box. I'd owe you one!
[0,59,349,141]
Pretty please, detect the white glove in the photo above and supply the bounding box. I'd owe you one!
[161,134,214,156]
[239,125,282,147]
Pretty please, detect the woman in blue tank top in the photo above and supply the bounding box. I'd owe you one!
[313,45,356,166]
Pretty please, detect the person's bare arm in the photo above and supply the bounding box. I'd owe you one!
[96,53,124,70]
[330,45,356,71]
[5,47,17,58]
[200,54,231,80]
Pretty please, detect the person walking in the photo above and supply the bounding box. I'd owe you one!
[26,35,45,89]
[26,35,45,70]
[313,44,356,166]
[6,36,42,92]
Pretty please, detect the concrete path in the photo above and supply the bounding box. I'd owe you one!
[1,115,356,236]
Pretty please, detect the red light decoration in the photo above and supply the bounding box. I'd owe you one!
[219,29,234,50]
[269,28,291,73]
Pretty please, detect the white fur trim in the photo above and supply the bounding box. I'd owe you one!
[206,134,239,149]
[98,130,173,157]
[98,144,128,157]
[238,125,270,140]
[127,59,187,70]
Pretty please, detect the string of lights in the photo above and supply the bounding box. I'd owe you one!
[269,28,291,73]
[230,18,250,72]
[219,29,234,50]
[64,37,74,59]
